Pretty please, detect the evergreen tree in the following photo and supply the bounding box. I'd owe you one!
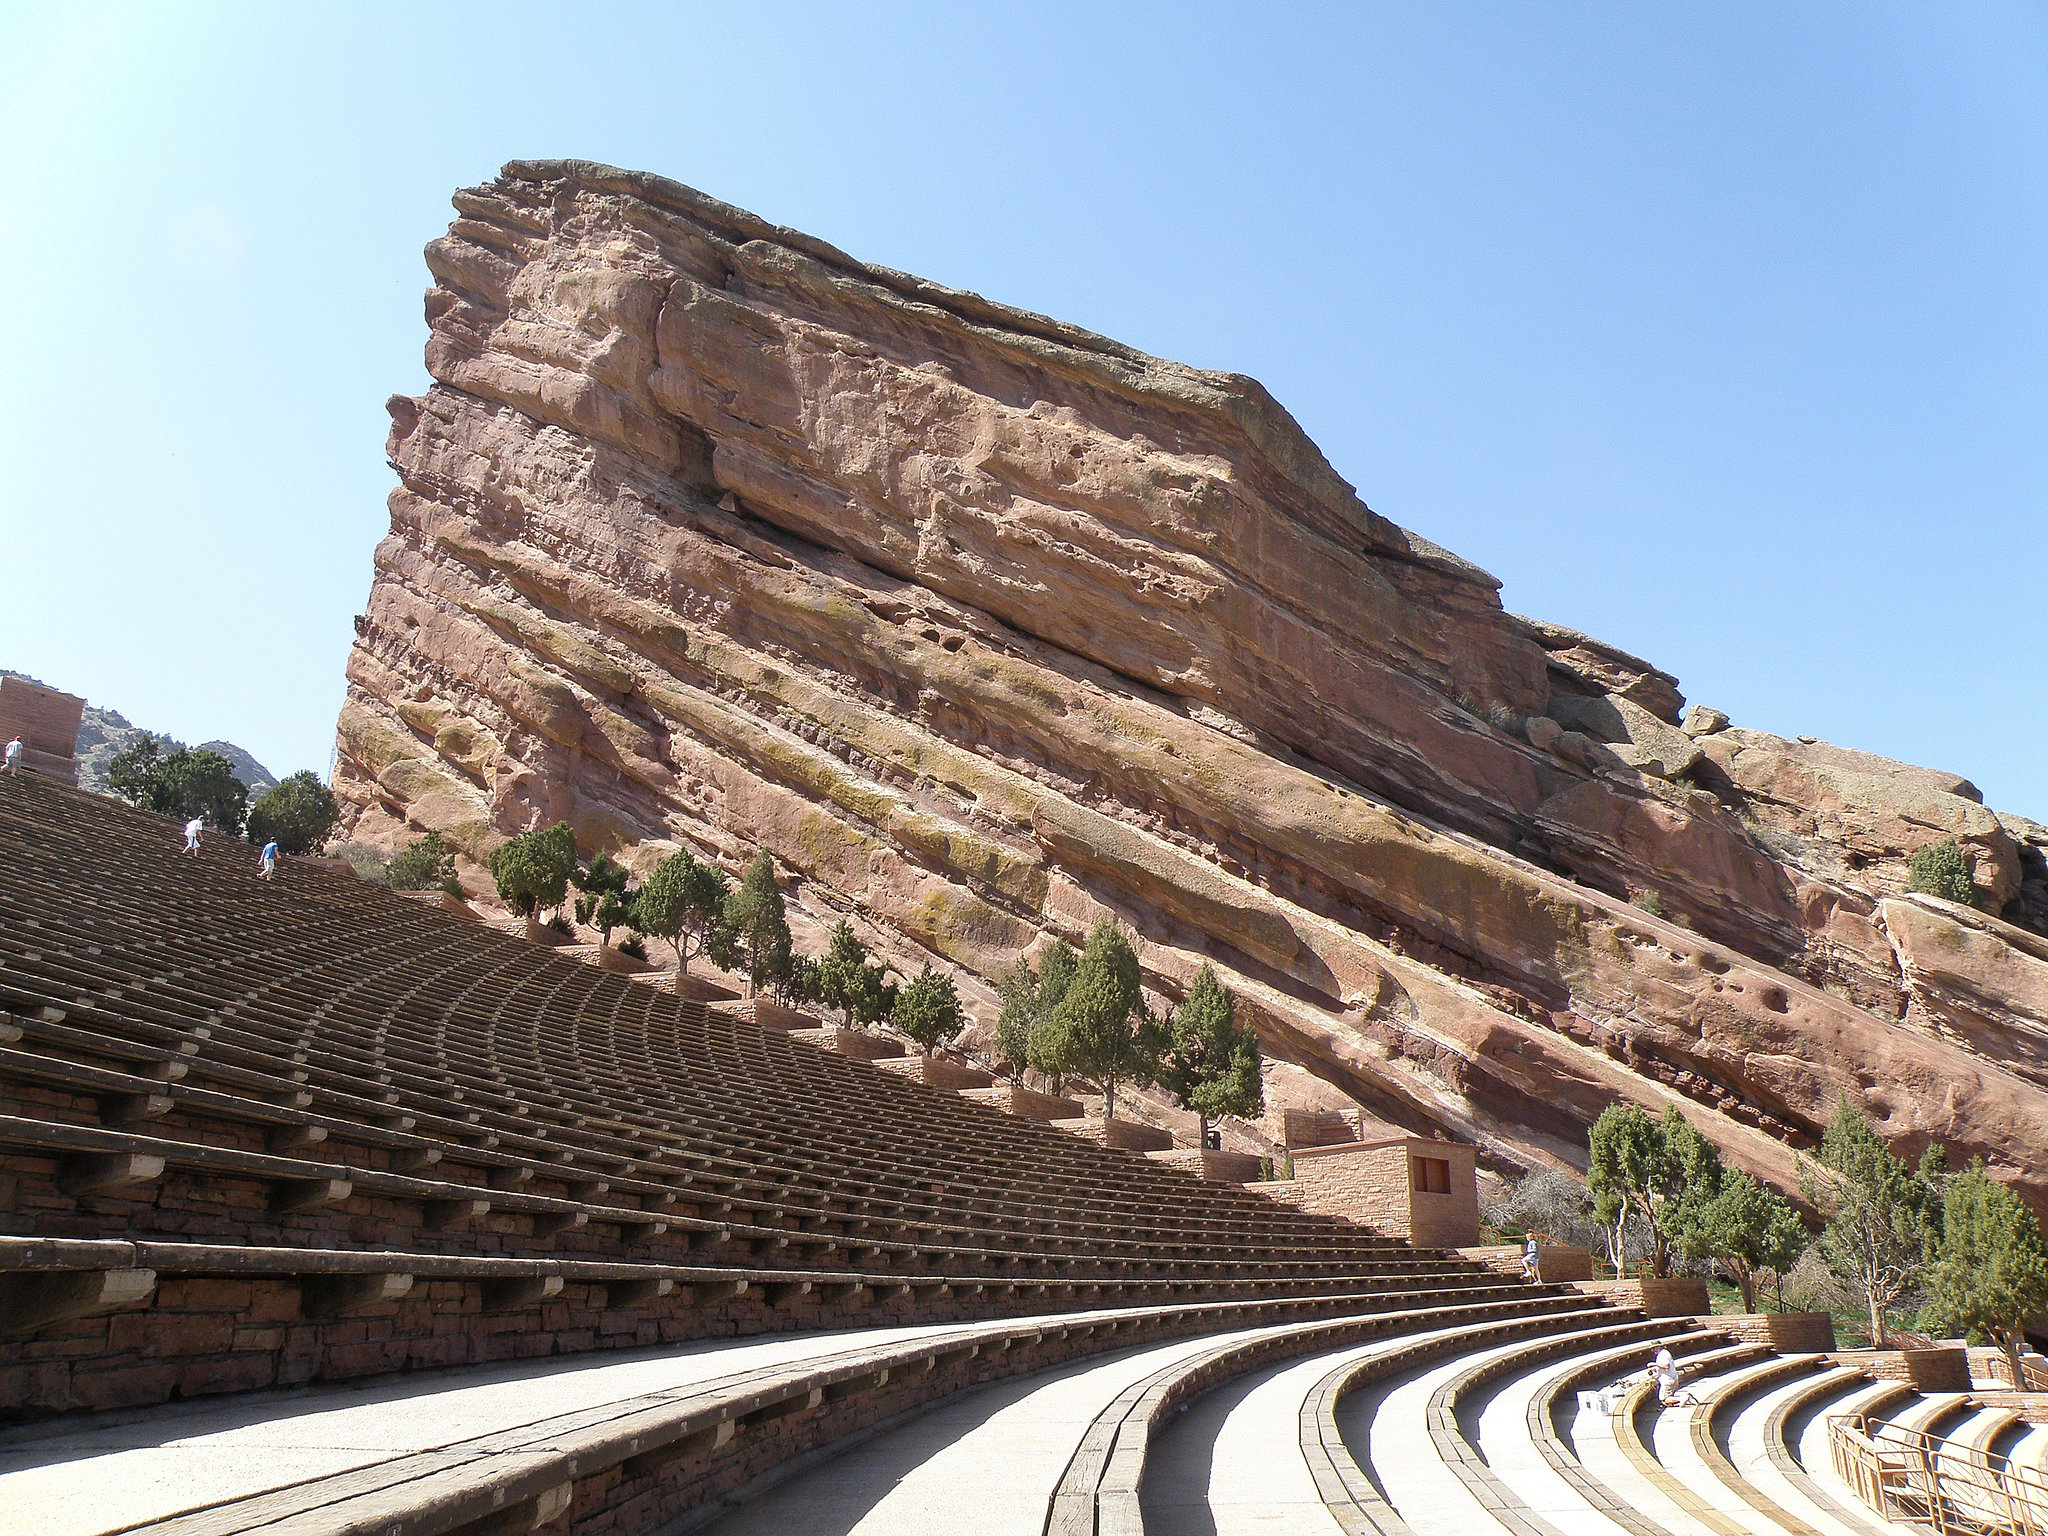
[1907,838,1978,907]
[487,822,577,920]
[1920,1162,2048,1374]
[1801,1097,1943,1346]
[1587,1103,1723,1278]
[814,920,890,1028]
[104,734,165,808]
[775,952,819,1008]
[385,830,460,894]
[1023,939,1079,1090]
[107,735,249,836]
[1684,1169,1807,1313]
[725,850,792,999]
[632,847,735,991]
[1157,964,1264,1148]
[1038,923,1159,1122]
[571,853,634,947]
[893,964,964,1056]
[994,958,1039,1075]
[244,771,338,856]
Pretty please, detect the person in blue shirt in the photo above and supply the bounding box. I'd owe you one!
[1522,1233,1541,1284]
[256,839,279,880]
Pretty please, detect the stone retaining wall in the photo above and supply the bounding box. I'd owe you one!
[1574,1277,1711,1316]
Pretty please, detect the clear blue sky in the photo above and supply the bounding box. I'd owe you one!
[3,3,2043,820]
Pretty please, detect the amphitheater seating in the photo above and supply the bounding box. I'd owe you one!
[19,774,2039,1536]
[0,776,1596,1423]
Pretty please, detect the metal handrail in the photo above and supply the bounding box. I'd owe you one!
[1828,1409,2048,1536]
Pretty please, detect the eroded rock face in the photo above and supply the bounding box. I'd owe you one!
[335,160,2048,1209]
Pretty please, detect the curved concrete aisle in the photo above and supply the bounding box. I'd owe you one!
[1337,1332,1560,1536]
[1476,1350,1639,1536]
[0,1308,1132,1536]
[1569,1383,1721,1536]
[695,1322,1285,1536]
[1140,1342,1370,1536]
[1725,1366,1879,1536]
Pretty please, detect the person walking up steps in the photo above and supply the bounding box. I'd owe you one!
[183,816,205,855]
[256,837,279,880]
[3,737,20,776]
[1521,1233,1541,1284]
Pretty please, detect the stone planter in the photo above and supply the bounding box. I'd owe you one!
[1710,1311,1837,1352]
[1101,1118,1173,1153]
[1574,1276,1712,1316]
[990,1083,1084,1121]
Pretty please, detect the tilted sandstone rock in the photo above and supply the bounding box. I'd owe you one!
[334,160,2048,1210]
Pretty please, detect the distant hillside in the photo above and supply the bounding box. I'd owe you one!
[1,670,277,797]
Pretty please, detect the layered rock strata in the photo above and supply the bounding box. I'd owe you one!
[335,160,2048,1208]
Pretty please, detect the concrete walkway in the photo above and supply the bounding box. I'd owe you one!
[697,1324,1285,1536]
[1477,1351,1638,1536]
[0,1313,1081,1536]
[1141,1346,1355,1536]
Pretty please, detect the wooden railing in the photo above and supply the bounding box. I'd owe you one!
[1829,1411,2048,1536]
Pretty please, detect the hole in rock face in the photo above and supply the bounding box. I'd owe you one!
[1696,952,1731,975]
[1759,986,1790,1014]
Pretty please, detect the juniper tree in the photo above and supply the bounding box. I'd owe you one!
[107,735,250,836]
[725,850,792,999]
[1157,964,1264,1148]
[994,958,1039,1076]
[1920,1162,2048,1375]
[1907,838,1977,907]
[1685,1169,1807,1313]
[1801,1097,1942,1346]
[1039,923,1160,1123]
[385,830,459,893]
[1587,1103,1723,1278]
[1020,939,1079,1090]
[893,964,964,1056]
[487,822,577,920]
[245,771,339,856]
[815,920,891,1028]
[632,847,735,990]
[571,853,634,947]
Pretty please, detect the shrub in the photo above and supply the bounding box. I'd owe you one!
[385,830,458,892]
[1630,888,1666,919]
[1907,838,1977,907]
[245,771,339,856]
[329,840,390,884]
[618,934,649,961]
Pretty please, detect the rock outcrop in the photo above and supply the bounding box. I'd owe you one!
[333,160,2048,1210]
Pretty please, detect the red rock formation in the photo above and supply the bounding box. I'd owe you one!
[334,160,2048,1209]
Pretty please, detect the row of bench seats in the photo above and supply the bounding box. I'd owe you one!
[0,775,1569,1417]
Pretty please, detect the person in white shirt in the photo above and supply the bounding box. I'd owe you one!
[3,737,21,776]
[183,816,205,855]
